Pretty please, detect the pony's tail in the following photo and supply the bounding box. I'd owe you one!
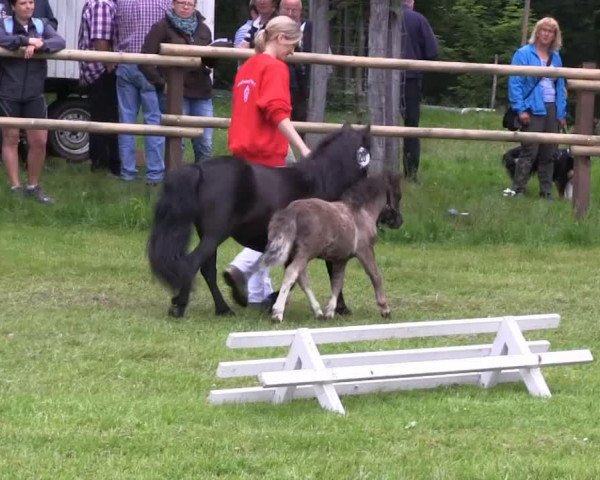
[260,210,297,268]
[148,165,203,291]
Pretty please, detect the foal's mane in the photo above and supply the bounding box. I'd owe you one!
[341,175,387,210]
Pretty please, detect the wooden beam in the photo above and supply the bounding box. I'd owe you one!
[0,117,202,137]
[0,47,203,67]
[573,62,596,219]
[160,44,600,80]
[259,351,593,387]
[160,115,600,147]
[164,68,185,171]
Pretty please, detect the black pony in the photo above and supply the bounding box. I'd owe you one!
[148,124,371,317]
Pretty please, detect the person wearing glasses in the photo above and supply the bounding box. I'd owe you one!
[507,17,567,200]
[279,0,311,125]
[224,15,311,311]
[141,0,214,163]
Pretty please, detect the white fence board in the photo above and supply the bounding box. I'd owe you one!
[259,350,593,388]
[226,314,561,348]
[217,340,551,378]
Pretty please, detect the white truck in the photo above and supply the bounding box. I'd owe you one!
[45,0,215,161]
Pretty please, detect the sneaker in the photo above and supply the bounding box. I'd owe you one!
[10,186,24,196]
[26,185,54,205]
[223,265,248,307]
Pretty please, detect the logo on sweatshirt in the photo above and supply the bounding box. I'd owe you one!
[237,79,256,103]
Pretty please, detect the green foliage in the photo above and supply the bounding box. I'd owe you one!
[424,0,524,106]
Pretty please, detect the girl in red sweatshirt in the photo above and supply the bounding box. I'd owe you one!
[228,15,310,167]
[226,15,311,308]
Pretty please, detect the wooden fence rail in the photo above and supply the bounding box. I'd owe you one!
[161,115,600,147]
[161,44,600,82]
[0,118,202,138]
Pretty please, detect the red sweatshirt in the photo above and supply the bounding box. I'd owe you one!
[228,53,292,167]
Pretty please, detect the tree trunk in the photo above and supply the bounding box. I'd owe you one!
[355,7,367,122]
[367,0,390,174]
[306,0,330,149]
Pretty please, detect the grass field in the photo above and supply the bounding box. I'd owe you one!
[1,101,599,479]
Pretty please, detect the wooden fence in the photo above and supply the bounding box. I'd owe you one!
[0,46,597,216]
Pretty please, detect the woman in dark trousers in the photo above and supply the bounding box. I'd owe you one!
[0,0,65,204]
[508,17,567,199]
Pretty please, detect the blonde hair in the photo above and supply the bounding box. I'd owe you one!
[529,17,562,51]
[254,16,302,53]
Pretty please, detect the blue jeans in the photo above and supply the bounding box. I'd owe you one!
[158,94,213,162]
[116,64,165,182]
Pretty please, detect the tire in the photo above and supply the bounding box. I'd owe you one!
[47,98,90,163]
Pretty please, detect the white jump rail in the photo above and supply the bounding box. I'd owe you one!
[208,314,593,415]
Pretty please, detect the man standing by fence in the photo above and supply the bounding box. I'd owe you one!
[115,0,170,185]
[78,0,120,177]
[400,0,438,183]
[280,0,311,125]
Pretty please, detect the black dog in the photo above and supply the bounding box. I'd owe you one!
[502,146,574,198]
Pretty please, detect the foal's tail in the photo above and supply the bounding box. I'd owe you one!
[260,210,297,268]
[148,164,203,291]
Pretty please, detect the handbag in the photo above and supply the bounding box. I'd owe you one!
[502,108,521,131]
[503,55,553,131]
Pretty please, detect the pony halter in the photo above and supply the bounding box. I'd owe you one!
[356,147,371,168]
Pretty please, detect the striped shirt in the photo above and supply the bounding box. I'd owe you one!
[78,0,117,85]
[116,0,170,53]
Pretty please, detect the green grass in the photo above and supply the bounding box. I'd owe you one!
[1,103,599,479]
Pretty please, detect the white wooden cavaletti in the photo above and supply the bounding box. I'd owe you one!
[209,314,593,415]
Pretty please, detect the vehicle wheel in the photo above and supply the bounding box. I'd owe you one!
[47,98,90,163]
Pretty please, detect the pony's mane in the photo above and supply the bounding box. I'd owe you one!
[341,175,387,210]
[304,127,347,160]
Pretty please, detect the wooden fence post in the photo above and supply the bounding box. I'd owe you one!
[572,62,596,218]
[165,67,185,171]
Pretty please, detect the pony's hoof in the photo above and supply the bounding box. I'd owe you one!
[316,313,326,321]
[168,305,185,318]
[216,308,236,317]
[271,312,283,322]
[335,304,352,316]
[381,309,391,319]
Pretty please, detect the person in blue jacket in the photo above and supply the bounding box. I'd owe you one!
[508,17,567,199]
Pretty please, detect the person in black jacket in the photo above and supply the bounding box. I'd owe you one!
[141,0,215,162]
[280,0,311,124]
[0,0,65,204]
[400,0,438,183]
